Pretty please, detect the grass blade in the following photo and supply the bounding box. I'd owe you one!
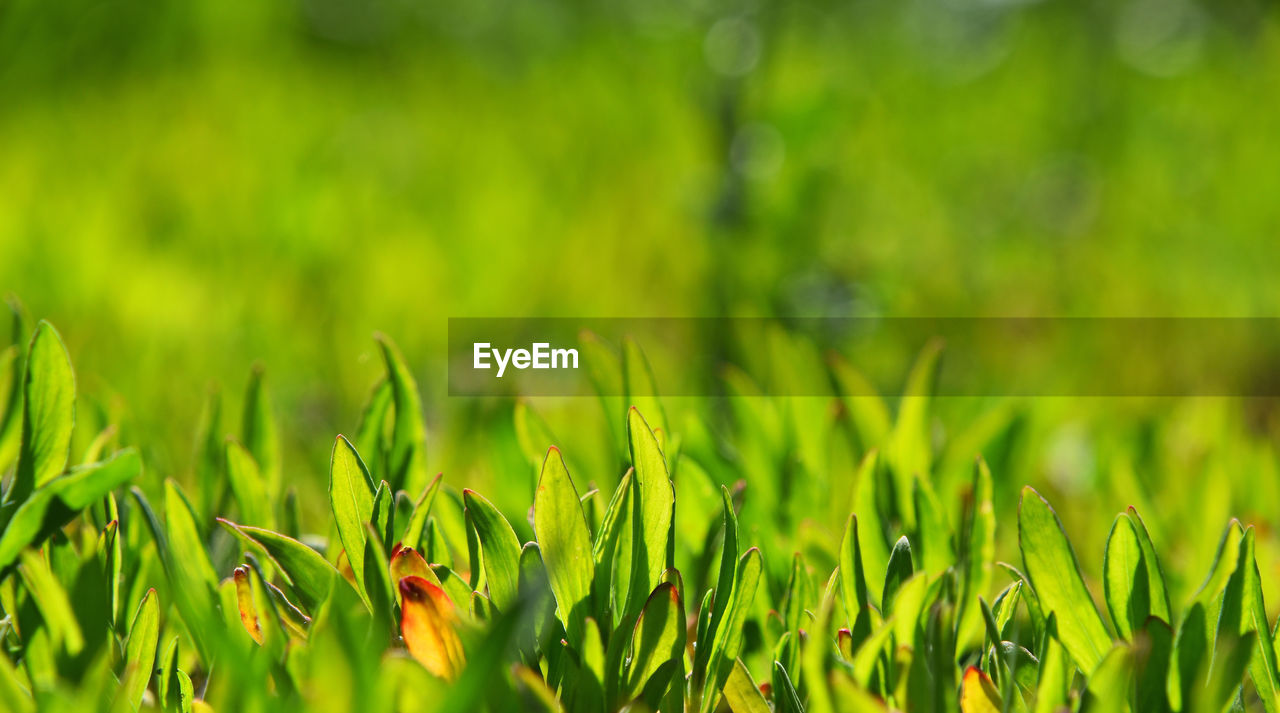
[122,588,160,709]
[1018,486,1112,672]
[533,446,593,645]
[376,333,429,496]
[9,320,75,503]
[217,519,339,612]
[328,434,375,607]
[463,488,522,612]
[624,407,674,618]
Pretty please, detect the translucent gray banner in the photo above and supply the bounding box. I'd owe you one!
[447,318,1280,397]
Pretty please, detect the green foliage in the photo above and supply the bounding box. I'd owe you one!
[3,319,1280,713]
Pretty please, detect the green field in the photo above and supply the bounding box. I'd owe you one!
[2,0,1279,711]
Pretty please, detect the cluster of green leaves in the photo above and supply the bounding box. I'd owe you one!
[0,318,1277,713]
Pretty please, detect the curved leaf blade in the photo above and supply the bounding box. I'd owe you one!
[1018,486,1112,672]
[532,446,593,644]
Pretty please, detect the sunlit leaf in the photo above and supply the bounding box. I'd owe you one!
[622,582,685,701]
[1104,513,1148,640]
[463,488,522,612]
[0,448,141,571]
[17,549,84,655]
[329,434,375,608]
[1018,486,1112,672]
[1217,527,1280,713]
[401,473,443,551]
[241,365,281,497]
[624,407,673,617]
[701,547,763,713]
[217,519,339,612]
[9,320,75,503]
[122,588,160,709]
[225,439,272,528]
[533,446,593,645]
[376,333,430,496]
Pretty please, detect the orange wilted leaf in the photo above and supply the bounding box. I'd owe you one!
[233,566,264,645]
[400,575,465,680]
[391,545,440,606]
[959,667,1001,713]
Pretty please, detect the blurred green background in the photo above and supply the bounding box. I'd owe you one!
[2,0,1279,576]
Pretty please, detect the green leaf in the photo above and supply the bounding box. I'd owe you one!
[157,636,178,708]
[700,547,763,713]
[1104,514,1149,640]
[622,338,666,435]
[692,486,739,694]
[593,468,634,628]
[0,448,141,571]
[1135,617,1172,713]
[98,517,122,629]
[225,439,273,528]
[852,449,889,606]
[463,489,522,612]
[622,582,685,700]
[429,564,475,611]
[721,659,770,713]
[1034,618,1071,713]
[17,549,84,654]
[1082,644,1131,713]
[830,355,892,449]
[1018,486,1112,672]
[401,473,443,551]
[578,330,626,457]
[886,338,942,528]
[329,434,375,607]
[780,553,810,677]
[1203,631,1255,713]
[1170,602,1207,712]
[912,477,950,575]
[772,661,804,713]
[0,345,24,474]
[362,521,395,630]
[192,387,224,523]
[217,519,339,612]
[840,514,873,646]
[241,365,281,497]
[173,670,194,713]
[625,407,673,616]
[0,647,34,713]
[122,588,160,710]
[1216,527,1280,713]
[9,320,75,504]
[163,479,219,593]
[882,536,914,614]
[353,378,392,477]
[1191,520,1244,644]
[514,401,558,470]
[376,333,429,496]
[532,446,593,644]
[369,479,394,558]
[1124,507,1172,625]
[958,457,995,649]
[436,601,525,713]
[130,487,214,663]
